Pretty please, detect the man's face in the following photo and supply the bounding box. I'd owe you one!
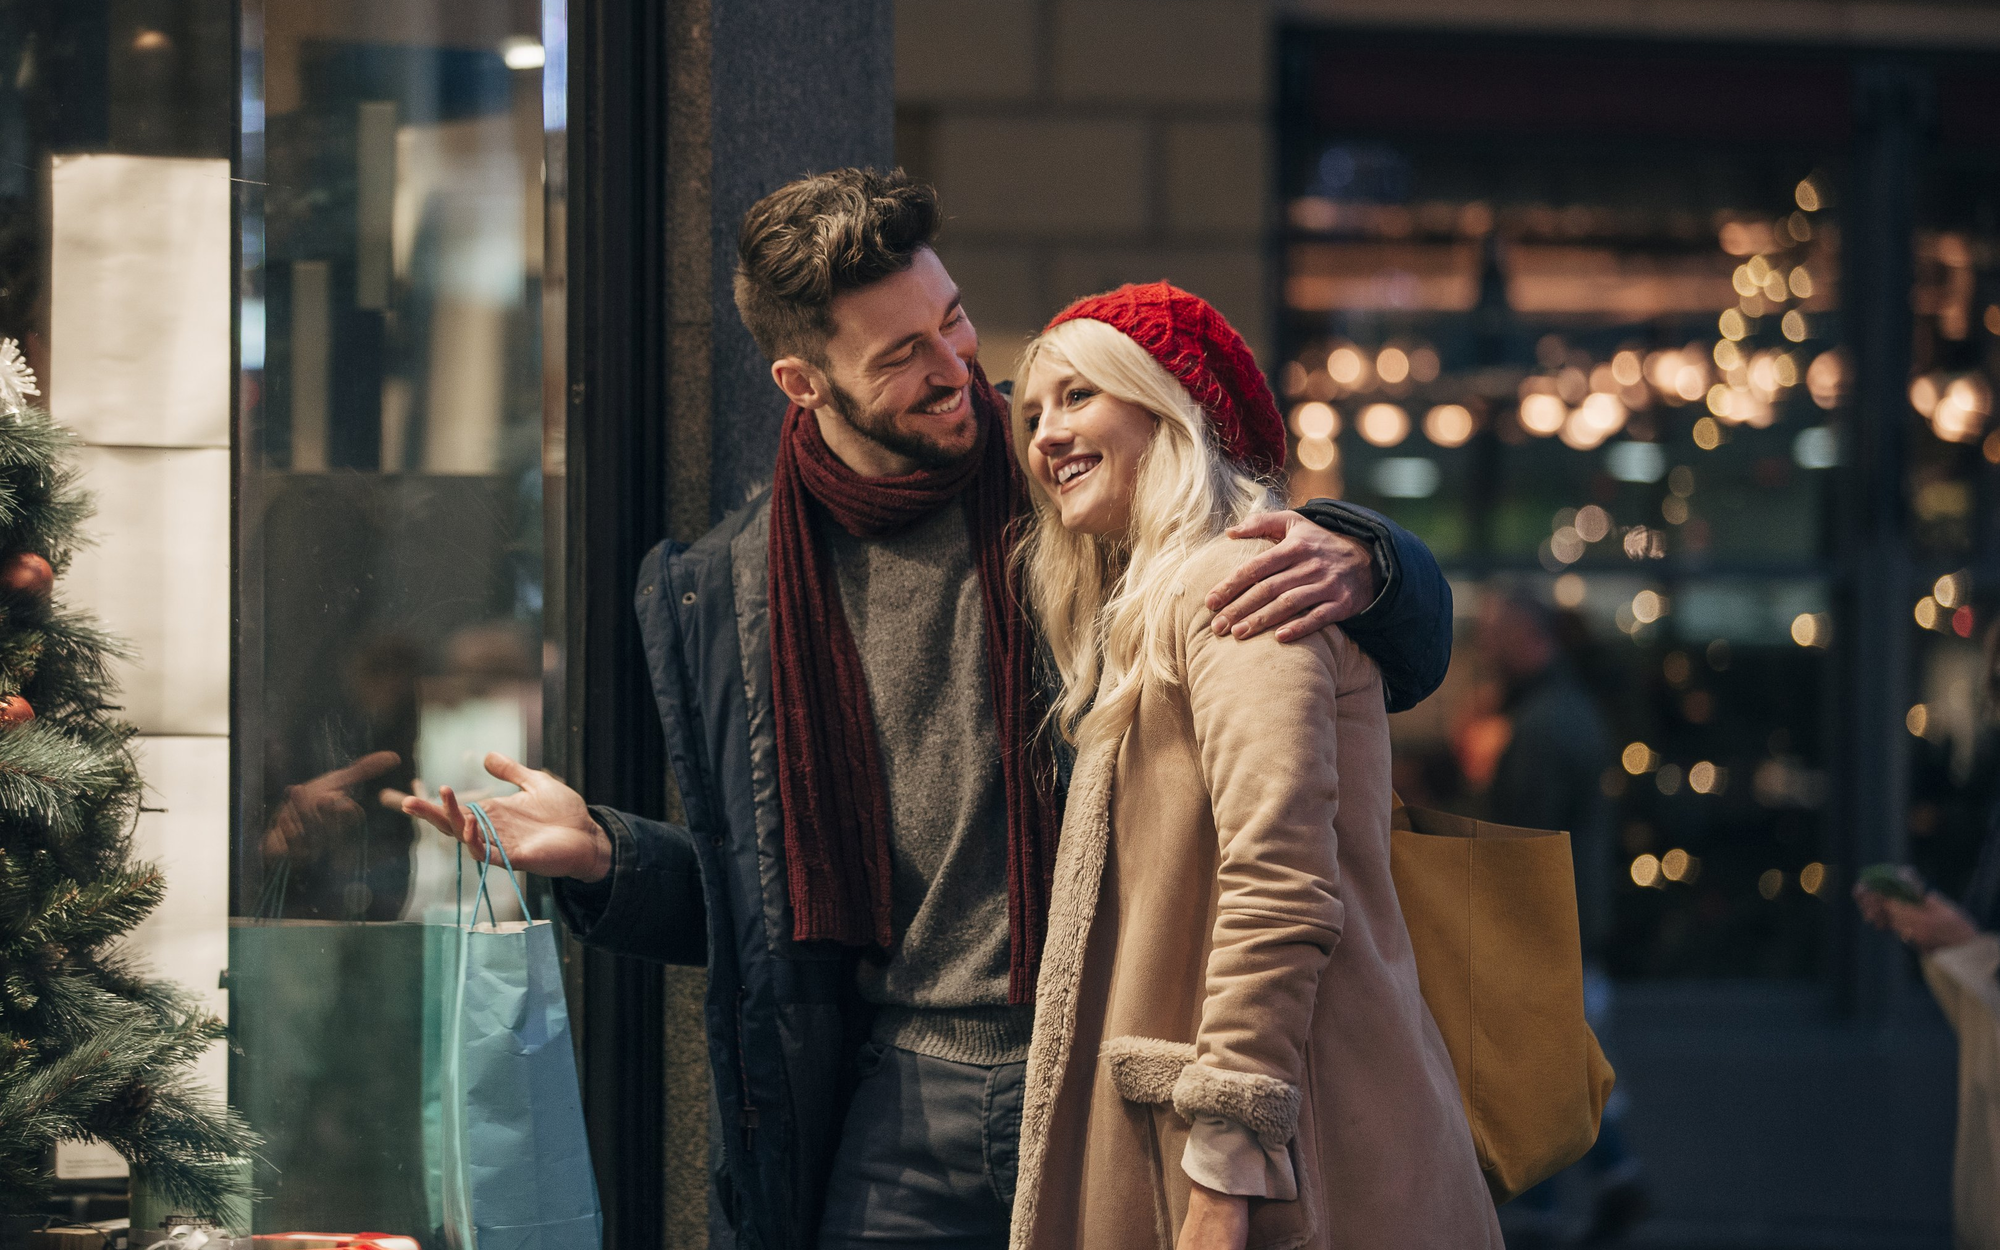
[1477,596,1552,682]
[814,247,981,469]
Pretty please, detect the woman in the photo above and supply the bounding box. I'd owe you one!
[1005,282,1499,1250]
[1856,617,2000,1248]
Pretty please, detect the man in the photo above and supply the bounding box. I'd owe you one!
[1476,587,1647,1246]
[405,168,1454,1249]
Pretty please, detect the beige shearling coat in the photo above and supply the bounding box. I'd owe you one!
[1012,538,1502,1250]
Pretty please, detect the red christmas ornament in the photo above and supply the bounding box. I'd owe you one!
[0,695,33,726]
[0,552,53,599]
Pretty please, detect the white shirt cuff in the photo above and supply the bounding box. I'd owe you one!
[1181,1114,1298,1200]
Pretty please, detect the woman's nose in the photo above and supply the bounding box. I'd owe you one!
[1031,415,1068,458]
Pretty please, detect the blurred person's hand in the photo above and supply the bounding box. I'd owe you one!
[1855,883,1982,953]
[1205,511,1379,642]
[1853,881,1895,930]
[261,750,402,860]
[392,752,610,883]
[1891,893,1981,953]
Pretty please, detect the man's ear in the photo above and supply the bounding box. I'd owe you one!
[771,356,831,410]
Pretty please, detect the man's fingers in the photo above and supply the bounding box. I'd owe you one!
[401,795,455,836]
[405,793,488,856]
[1273,601,1343,643]
[1219,564,1322,636]
[322,750,402,789]
[484,752,538,789]
[1207,550,1296,626]
[1224,511,1291,542]
[1204,542,1292,613]
[378,786,411,810]
[1229,586,1327,640]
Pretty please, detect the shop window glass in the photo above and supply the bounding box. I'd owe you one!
[1904,74,1999,907]
[1280,38,1846,978]
[232,0,552,1239]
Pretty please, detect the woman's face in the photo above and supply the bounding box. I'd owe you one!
[1018,356,1157,536]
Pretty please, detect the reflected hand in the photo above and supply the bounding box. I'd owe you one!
[262,750,402,860]
[1177,1182,1249,1250]
[397,752,611,883]
[1206,511,1379,643]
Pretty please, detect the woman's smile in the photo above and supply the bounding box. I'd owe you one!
[1053,454,1101,490]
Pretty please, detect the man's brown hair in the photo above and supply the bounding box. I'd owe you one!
[733,167,942,364]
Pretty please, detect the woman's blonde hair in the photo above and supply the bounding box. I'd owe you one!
[1010,317,1283,746]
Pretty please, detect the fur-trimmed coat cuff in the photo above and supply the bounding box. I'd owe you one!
[1172,1062,1303,1151]
[1102,1036,1197,1105]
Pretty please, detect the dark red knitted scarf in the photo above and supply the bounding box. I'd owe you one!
[767,368,1060,1002]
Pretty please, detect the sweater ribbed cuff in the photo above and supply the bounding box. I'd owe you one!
[870,1004,1037,1065]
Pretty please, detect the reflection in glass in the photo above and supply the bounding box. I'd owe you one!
[232,1,550,1240]
[1903,104,1999,909]
[239,4,547,918]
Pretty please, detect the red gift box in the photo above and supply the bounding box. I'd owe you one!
[252,1236,419,1250]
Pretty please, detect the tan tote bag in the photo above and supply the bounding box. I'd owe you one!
[1389,797,1616,1203]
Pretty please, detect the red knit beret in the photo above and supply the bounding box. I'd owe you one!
[1043,281,1287,478]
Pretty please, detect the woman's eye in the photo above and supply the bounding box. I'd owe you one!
[1065,387,1093,405]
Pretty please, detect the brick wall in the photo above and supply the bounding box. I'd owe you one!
[895,0,1273,379]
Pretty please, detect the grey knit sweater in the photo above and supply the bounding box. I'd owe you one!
[827,503,1034,1064]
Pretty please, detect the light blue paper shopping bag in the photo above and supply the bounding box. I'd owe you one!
[440,808,602,1250]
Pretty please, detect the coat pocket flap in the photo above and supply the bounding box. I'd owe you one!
[1101,1036,1197,1105]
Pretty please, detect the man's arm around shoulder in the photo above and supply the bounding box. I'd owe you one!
[1293,498,1453,712]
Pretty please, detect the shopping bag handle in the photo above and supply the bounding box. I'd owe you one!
[462,802,532,927]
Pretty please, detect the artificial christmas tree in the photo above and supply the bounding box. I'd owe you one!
[0,338,253,1216]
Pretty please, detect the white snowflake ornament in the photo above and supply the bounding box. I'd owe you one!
[0,338,37,416]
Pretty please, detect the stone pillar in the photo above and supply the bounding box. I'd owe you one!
[651,4,894,1245]
[703,0,896,523]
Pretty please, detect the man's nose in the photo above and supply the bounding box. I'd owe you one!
[932,338,971,388]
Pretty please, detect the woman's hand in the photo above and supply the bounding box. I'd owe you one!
[1177,1182,1249,1250]
[1853,881,1895,930]
[1205,511,1379,642]
[393,752,612,883]
[1859,889,1982,953]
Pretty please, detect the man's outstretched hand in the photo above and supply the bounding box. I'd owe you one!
[393,752,612,883]
[1206,510,1380,642]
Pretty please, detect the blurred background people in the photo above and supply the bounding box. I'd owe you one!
[1858,618,2000,1249]
[1475,586,1647,1247]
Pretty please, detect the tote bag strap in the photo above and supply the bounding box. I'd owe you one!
[465,803,532,926]
[443,803,531,1250]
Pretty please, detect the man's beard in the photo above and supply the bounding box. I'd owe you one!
[826,379,978,471]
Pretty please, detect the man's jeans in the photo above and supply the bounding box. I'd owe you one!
[816,1043,1025,1249]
